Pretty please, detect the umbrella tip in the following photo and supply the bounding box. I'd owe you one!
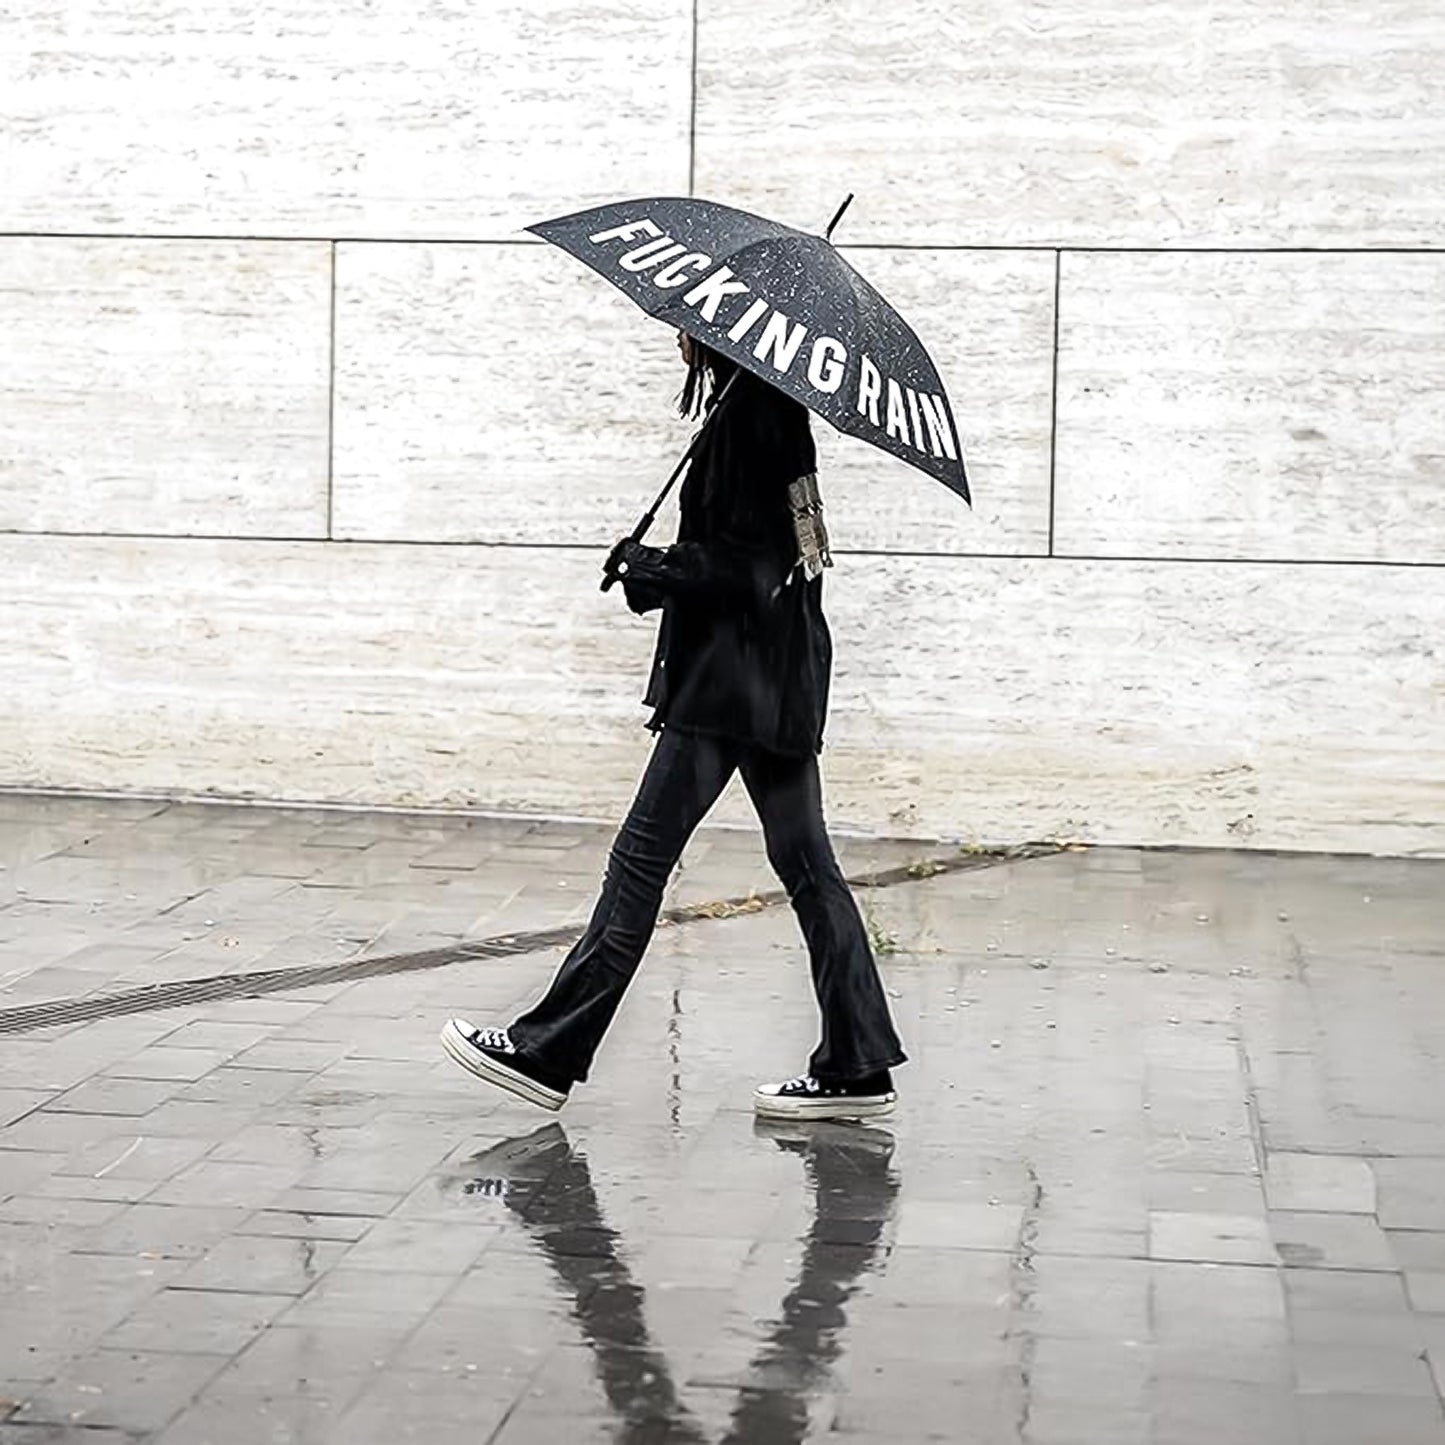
[824,193,855,242]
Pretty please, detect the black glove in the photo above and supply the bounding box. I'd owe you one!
[622,539,665,573]
[606,538,669,582]
[603,538,663,611]
[603,535,631,582]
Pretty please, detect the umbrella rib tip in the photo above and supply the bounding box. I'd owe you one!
[824,193,855,242]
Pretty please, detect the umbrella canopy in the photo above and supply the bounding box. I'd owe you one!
[528,196,970,504]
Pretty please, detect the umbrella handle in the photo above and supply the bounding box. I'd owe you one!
[600,368,743,592]
[598,508,661,593]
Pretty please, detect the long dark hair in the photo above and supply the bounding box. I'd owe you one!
[676,339,814,536]
[678,338,739,419]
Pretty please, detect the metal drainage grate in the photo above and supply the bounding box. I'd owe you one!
[0,844,1057,1036]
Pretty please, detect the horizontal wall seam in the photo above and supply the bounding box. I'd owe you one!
[2,529,1444,569]
[0,231,1442,256]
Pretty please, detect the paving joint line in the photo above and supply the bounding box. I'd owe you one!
[0,844,1060,1035]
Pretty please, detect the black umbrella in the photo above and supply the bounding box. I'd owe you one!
[527,195,970,579]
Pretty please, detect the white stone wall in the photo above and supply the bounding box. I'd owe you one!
[2,1,1442,853]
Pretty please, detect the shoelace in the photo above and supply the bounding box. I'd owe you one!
[475,1026,513,1053]
[783,1074,822,1094]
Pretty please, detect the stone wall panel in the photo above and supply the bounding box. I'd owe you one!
[2,536,1439,854]
[331,244,1052,554]
[1054,253,1445,562]
[694,0,1445,247]
[0,1,692,238]
[0,238,331,538]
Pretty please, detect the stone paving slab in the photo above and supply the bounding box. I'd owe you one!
[0,798,1443,1442]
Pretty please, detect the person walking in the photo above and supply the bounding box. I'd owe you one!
[441,332,905,1120]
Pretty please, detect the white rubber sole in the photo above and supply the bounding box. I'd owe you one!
[752,1091,897,1121]
[440,1020,568,1112]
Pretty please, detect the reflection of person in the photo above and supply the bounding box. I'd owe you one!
[450,1121,898,1444]
[442,332,904,1120]
[452,1125,708,1445]
[723,1121,898,1443]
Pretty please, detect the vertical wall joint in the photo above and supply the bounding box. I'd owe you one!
[325,240,338,541]
[1047,248,1062,558]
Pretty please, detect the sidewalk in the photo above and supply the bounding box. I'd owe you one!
[2,794,1444,1444]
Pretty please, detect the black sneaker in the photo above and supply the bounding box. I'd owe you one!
[752,1069,896,1121]
[440,1019,570,1112]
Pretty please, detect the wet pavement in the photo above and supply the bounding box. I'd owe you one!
[1,794,1444,1444]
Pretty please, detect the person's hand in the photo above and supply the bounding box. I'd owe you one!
[608,538,664,578]
[603,535,632,582]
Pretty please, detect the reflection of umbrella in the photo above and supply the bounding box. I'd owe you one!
[528,195,970,552]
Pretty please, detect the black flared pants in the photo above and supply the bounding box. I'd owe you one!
[508,728,906,1085]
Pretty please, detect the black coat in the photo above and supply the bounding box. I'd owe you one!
[616,373,832,758]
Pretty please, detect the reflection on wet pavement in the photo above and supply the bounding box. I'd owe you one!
[723,1122,898,1444]
[445,1120,898,1444]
